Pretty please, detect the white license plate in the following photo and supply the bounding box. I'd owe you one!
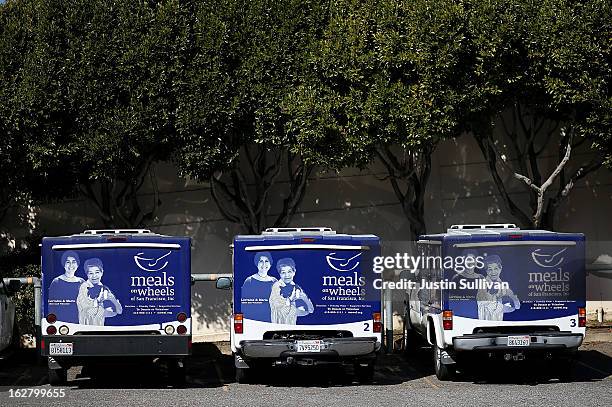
[507,335,530,347]
[296,340,322,353]
[49,343,73,356]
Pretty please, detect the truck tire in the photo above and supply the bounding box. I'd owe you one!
[553,354,576,382]
[168,360,187,386]
[235,366,251,384]
[48,367,67,386]
[355,363,375,384]
[433,344,455,381]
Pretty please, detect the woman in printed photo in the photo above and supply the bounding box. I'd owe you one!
[269,258,314,325]
[77,258,122,326]
[241,251,277,322]
[48,251,85,324]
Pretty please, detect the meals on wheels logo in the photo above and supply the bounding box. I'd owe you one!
[326,252,362,272]
[134,251,172,272]
[531,248,567,268]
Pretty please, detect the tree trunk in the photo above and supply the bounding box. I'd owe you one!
[210,145,313,234]
[377,144,433,242]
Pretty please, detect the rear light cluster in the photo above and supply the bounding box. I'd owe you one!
[167,312,189,335]
[234,313,243,334]
[47,312,190,335]
[373,312,382,333]
[442,310,453,330]
[578,307,586,327]
[45,314,68,335]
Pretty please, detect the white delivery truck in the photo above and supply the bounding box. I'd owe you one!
[406,224,586,380]
[41,230,192,385]
[217,227,382,383]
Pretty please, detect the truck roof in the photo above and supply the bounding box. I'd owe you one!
[234,227,378,242]
[420,224,584,242]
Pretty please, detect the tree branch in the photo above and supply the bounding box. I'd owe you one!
[474,132,533,228]
[513,128,572,227]
[210,176,241,224]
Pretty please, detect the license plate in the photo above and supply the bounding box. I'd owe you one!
[49,343,73,356]
[296,340,322,353]
[507,335,530,347]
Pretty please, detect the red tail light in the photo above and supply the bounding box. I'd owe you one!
[46,326,57,335]
[443,310,453,330]
[372,312,382,333]
[177,325,187,335]
[578,307,586,327]
[46,314,57,324]
[234,313,244,334]
[41,339,45,350]
[177,312,187,323]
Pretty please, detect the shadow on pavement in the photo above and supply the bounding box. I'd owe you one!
[229,353,427,388]
[401,346,612,385]
[0,343,610,390]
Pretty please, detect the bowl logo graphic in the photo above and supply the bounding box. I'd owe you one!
[134,251,172,272]
[326,252,362,272]
[531,248,567,268]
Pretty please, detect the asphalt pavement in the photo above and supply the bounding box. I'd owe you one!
[1,337,611,407]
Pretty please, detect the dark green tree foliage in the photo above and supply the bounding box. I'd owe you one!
[0,0,52,228]
[0,0,26,224]
[175,0,329,234]
[3,0,190,228]
[286,0,477,239]
[469,0,612,228]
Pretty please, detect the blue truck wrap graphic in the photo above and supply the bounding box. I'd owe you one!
[42,236,191,328]
[442,234,586,321]
[233,236,381,326]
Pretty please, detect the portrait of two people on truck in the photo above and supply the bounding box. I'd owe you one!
[48,251,122,326]
[444,251,520,321]
[241,252,314,325]
[476,254,520,321]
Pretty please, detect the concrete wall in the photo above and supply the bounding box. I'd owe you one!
[5,133,612,340]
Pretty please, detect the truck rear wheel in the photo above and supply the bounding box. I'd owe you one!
[355,363,375,383]
[433,344,455,381]
[48,367,67,386]
[235,366,251,384]
[167,359,186,386]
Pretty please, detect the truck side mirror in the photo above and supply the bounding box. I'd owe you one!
[216,277,232,290]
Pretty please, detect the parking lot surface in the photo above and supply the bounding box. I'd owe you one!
[1,334,611,407]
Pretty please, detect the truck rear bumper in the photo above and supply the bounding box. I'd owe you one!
[453,332,583,351]
[42,335,191,357]
[240,337,380,360]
